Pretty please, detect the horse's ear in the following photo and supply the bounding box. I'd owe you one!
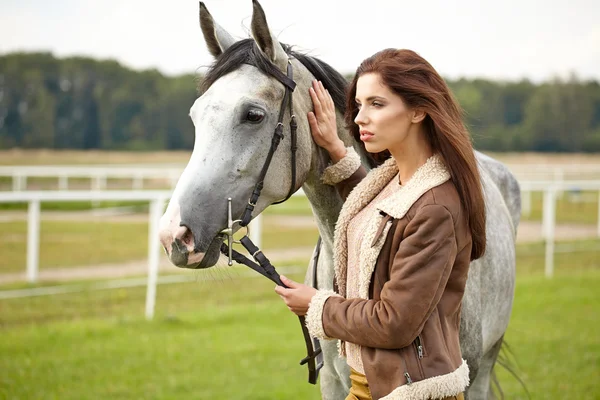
[250,0,288,70]
[200,2,236,58]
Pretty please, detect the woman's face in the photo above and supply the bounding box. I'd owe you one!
[354,73,415,155]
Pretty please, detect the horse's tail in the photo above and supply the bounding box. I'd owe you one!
[475,151,522,235]
[490,339,530,399]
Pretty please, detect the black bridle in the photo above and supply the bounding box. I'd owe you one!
[219,59,323,384]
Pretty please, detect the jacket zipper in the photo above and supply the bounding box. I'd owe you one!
[401,353,412,384]
[415,335,424,359]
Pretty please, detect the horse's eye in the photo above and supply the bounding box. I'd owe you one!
[246,109,265,123]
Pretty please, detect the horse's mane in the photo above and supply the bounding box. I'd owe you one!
[198,39,348,114]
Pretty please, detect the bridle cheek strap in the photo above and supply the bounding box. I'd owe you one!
[240,60,298,227]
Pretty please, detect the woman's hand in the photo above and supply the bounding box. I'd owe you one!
[308,80,347,162]
[275,275,317,316]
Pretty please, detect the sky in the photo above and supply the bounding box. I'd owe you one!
[1,0,599,82]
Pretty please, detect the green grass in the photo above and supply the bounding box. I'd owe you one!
[0,270,321,400]
[263,195,314,216]
[495,270,600,398]
[0,220,150,273]
[1,243,599,398]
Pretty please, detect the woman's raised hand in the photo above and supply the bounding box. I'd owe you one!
[308,80,347,162]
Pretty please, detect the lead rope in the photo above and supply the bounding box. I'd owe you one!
[219,233,323,384]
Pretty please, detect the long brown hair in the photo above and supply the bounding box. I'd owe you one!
[345,49,486,260]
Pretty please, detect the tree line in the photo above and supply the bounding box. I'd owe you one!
[1,52,599,152]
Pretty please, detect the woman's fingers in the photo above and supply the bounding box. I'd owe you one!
[311,83,333,126]
[314,81,328,111]
[324,89,333,113]
[308,80,341,154]
[318,81,332,112]
[316,80,334,113]
[307,112,321,136]
[274,285,286,296]
[309,87,323,115]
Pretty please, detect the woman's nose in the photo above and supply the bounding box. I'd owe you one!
[354,108,367,125]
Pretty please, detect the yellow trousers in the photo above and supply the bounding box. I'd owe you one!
[345,368,465,400]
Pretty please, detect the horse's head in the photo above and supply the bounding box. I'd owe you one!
[159,1,323,268]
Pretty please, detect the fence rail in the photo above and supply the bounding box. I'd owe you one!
[1,180,599,318]
[3,164,600,191]
[0,165,182,191]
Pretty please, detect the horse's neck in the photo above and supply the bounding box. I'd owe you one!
[301,117,368,247]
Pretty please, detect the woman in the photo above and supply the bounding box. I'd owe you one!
[275,48,486,400]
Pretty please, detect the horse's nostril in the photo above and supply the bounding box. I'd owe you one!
[183,230,194,247]
[174,226,195,250]
[171,239,189,266]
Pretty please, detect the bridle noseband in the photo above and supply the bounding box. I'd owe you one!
[219,59,323,384]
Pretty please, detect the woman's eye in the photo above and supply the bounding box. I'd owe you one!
[372,102,383,107]
[246,109,265,123]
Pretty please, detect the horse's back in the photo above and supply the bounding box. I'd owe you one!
[475,151,521,233]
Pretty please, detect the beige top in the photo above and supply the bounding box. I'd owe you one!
[345,173,401,373]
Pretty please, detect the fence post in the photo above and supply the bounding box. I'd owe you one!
[58,175,69,191]
[250,213,263,249]
[542,187,556,278]
[145,197,164,320]
[13,174,26,191]
[27,200,41,283]
[93,174,107,191]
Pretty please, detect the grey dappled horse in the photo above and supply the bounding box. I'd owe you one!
[158,2,520,399]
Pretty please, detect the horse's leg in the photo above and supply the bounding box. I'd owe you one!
[319,341,351,400]
[468,335,504,400]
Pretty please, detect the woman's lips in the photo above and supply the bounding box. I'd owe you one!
[360,131,374,142]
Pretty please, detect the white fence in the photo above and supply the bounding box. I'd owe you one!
[0,190,268,318]
[0,165,183,191]
[3,164,600,191]
[0,181,599,318]
[0,191,168,319]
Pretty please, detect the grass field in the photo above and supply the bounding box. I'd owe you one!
[1,246,599,399]
[1,150,599,399]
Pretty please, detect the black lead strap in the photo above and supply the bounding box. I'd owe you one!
[220,237,323,384]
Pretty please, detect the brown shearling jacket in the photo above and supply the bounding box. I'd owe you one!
[306,148,472,400]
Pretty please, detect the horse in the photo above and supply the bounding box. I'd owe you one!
[158,1,520,398]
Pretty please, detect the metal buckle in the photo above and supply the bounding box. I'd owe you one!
[219,198,250,265]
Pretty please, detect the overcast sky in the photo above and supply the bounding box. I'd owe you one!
[1,0,599,82]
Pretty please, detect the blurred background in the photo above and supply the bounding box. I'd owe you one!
[0,0,599,399]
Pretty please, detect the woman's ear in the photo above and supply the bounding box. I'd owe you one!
[411,109,427,124]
